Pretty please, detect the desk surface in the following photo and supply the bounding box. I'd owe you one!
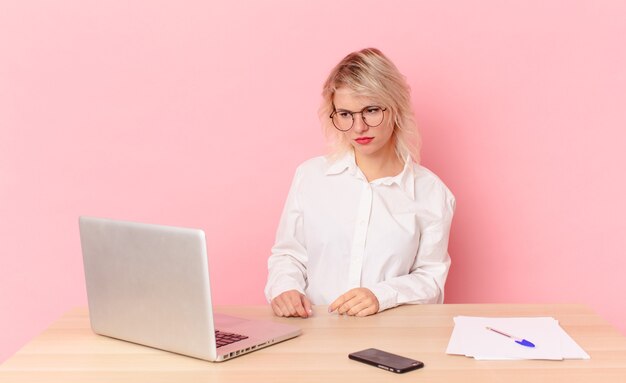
[1,304,625,383]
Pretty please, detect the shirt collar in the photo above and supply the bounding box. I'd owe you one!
[373,155,415,200]
[325,150,357,176]
[325,150,416,200]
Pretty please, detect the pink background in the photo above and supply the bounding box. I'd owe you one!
[1,1,625,362]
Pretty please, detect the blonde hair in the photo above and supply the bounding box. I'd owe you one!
[319,48,420,163]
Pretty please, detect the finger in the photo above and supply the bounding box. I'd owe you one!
[283,291,312,318]
[338,294,361,315]
[340,289,379,316]
[328,296,343,313]
[329,292,351,313]
[302,295,313,316]
[347,296,378,316]
[355,303,378,317]
[271,300,285,317]
[274,294,298,317]
[328,302,336,313]
[354,293,379,317]
[282,297,299,317]
[334,288,363,313]
[346,299,370,316]
[290,295,308,318]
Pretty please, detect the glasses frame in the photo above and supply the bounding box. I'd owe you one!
[329,105,387,132]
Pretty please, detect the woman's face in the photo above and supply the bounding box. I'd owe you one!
[333,87,395,160]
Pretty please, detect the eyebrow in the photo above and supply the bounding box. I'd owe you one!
[333,105,379,113]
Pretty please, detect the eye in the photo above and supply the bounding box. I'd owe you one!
[337,111,351,119]
[364,107,381,115]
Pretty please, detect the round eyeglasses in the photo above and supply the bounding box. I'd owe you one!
[329,106,387,132]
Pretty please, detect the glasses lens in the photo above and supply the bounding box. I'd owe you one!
[362,107,384,127]
[331,111,353,131]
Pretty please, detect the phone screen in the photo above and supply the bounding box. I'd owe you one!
[348,348,424,373]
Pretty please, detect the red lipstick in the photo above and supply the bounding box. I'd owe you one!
[355,137,374,145]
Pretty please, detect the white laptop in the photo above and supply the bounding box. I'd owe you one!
[79,216,301,362]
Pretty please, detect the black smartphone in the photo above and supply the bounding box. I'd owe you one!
[348,348,424,373]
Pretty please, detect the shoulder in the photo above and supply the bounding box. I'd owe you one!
[411,164,456,211]
[294,156,329,174]
[292,155,343,180]
[413,165,450,190]
[285,156,328,189]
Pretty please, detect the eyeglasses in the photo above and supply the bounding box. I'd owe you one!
[329,106,387,132]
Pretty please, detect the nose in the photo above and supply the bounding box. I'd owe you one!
[352,113,369,133]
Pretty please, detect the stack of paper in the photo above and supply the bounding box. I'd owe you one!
[446,316,590,360]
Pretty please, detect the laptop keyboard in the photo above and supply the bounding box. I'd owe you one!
[215,330,249,348]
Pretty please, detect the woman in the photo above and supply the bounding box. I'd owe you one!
[265,48,455,318]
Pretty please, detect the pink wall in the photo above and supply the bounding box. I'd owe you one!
[1,1,625,362]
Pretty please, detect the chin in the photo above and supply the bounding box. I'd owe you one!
[354,147,382,157]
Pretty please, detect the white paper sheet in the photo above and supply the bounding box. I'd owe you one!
[446,316,590,360]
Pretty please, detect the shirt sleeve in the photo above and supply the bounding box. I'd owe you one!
[369,184,456,312]
[264,166,309,302]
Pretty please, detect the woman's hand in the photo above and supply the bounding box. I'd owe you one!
[271,289,313,318]
[328,288,379,317]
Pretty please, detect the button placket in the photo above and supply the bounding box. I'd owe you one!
[348,183,373,288]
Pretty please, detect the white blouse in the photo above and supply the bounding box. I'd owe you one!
[265,151,455,312]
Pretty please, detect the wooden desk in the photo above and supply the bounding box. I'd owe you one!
[1,304,625,382]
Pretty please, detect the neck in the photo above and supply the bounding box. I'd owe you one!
[354,145,404,182]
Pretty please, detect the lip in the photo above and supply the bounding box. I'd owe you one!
[355,137,374,145]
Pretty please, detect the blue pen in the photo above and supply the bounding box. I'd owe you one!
[486,327,536,348]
